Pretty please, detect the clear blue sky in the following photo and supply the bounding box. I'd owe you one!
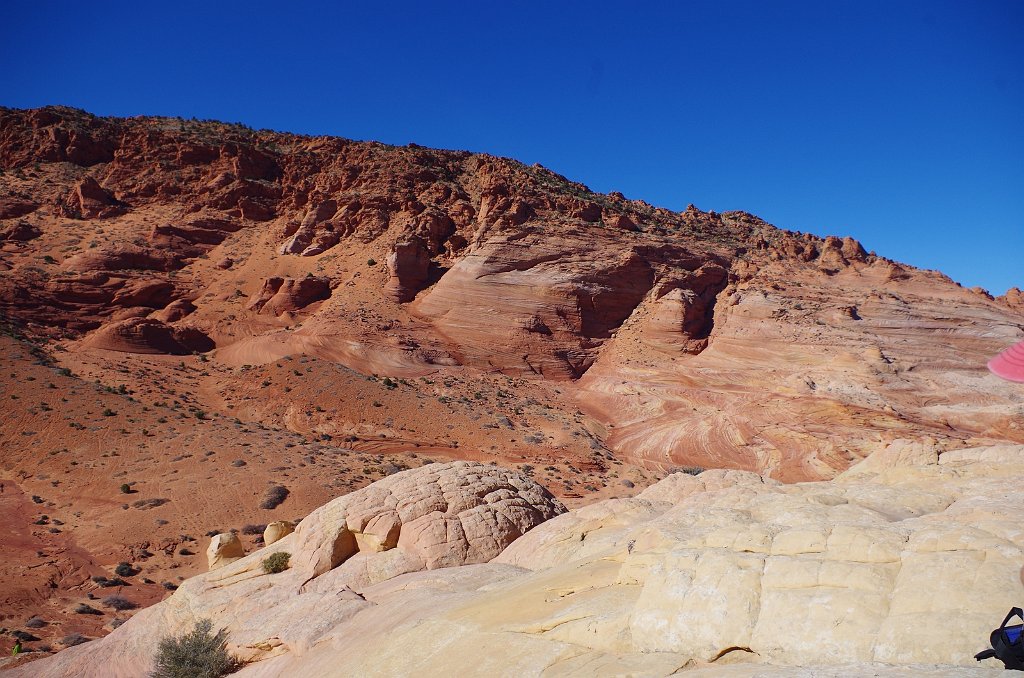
[3,1,1021,294]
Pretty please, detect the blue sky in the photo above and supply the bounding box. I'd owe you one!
[3,1,1021,293]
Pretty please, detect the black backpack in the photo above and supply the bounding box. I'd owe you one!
[976,607,1024,670]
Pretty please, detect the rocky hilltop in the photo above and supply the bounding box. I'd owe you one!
[0,106,1021,660]
[1,106,1020,478]
[6,447,1023,676]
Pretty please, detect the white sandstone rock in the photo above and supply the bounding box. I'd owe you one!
[206,532,245,571]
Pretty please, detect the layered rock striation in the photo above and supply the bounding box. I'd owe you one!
[10,446,1023,677]
[0,105,1021,480]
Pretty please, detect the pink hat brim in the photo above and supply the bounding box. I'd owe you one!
[989,340,1024,383]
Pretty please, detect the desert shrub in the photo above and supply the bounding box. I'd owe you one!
[151,618,238,678]
[120,483,132,494]
[102,595,137,611]
[25,616,47,629]
[62,633,91,647]
[74,603,102,615]
[240,523,266,535]
[261,551,290,574]
[259,485,289,510]
[680,466,705,476]
[114,562,136,577]
[133,497,170,509]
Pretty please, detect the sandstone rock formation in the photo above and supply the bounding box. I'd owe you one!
[68,176,125,219]
[11,447,1022,677]
[0,197,38,220]
[61,245,189,273]
[0,106,1021,657]
[386,238,431,302]
[279,200,338,256]
[81,318,213,355]
[247,276,331,316]
[0,220,40,242]
[288,460,565,578]
[263,521,294,546]
[0,106,1019,481]
[207,532,245,571]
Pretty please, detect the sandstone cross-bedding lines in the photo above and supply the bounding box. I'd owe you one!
[0,106,1022,669]
[0,106,1020,480]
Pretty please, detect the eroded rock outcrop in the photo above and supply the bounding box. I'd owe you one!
[67,176,125,219]
[263,521,294,546]
[9,461,564,676]
[0,197,39,220]
[62,246,185,273]
[13,447,1024,677]
[247,276,331,316]
[412,234,724,379]
[0,107,1020,483]
[0,220,41,242]
[206,532,245,571]
[81,318,213,355]
[279,200,338,256]
[289,460,566,578]
[386,238,431,302]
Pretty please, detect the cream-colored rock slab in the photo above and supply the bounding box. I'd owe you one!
[263,520,294,546]
[13,446,1024,678]
[206,532,245,571]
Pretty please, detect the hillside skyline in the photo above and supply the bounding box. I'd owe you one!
[2,2,1021,295]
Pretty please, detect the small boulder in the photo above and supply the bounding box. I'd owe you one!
[207,533,245,571]
[0,197,39,220]
[75,176,125,219]
[264,521,295,546]
[151,299,196,323]
[0,221,42,242]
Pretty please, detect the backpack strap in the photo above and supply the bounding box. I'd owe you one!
[975,648,997,662]
[1001,607,1024,630]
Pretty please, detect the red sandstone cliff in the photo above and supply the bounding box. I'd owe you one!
[1,105,1021,482]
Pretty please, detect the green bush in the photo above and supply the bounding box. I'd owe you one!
[151,619,238,678]
[120,483,132,494]
[261,551,290,574]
